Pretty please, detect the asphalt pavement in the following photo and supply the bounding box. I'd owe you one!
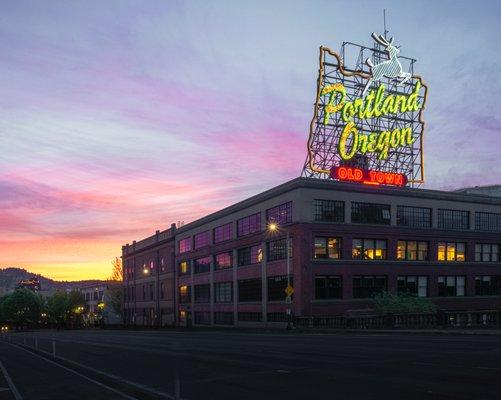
[1,329,501,400]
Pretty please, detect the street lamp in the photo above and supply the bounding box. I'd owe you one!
[267,222,293,330]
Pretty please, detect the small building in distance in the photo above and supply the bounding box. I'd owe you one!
[79,282,122,326]
[16,278,41,292]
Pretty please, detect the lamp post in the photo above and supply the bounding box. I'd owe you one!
[267,222,293,330]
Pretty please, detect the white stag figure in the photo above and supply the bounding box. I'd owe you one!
[362,33,411,96]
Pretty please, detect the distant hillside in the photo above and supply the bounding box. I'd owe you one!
[0,267,105,293]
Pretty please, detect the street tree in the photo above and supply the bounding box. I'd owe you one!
[1,289,42,329]
[109,257,123,281]
[107,257,123,319]
[46,291,69,327]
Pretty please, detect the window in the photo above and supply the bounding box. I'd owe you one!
[237,245,262,266]
[314,237,342,259]
[475,212,501,232]
[315,276,342,299]
[179,261,190,275]
[194,231,210,249]
[214,312,234,325]
[238,312,262,322]
[215,252,232,270]
[438,276,465,297]
[396,206,432,228]
[160,257,166,272]
[353,276,387,298]
[396,241,428,261]
[179,286,191,303]
[352,239,387,260]
[475,244,499,262]
[214,282,232,303]
[266,202,292,225]
[397,276,428,297]
[149,284,154,300]
[475,276,501,296]
[160,282,165,300]
[142,285,145,300]
[194,284,210,303]
[437,242,466,262]
[179,237,192,253]
[314,199,345,222]
[238,279,262,302]
[214,222,232,243]
[194,312,210,325]
[237,213,261,237]
[351,202,391,225]
[267,238,290,262]
[268,275,293,301]
[194,256,211,274]
[438,209,470,230]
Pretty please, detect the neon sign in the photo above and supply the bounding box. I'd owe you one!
[322,82,423,160]
[331,166,408,187]
[302,33,427,187]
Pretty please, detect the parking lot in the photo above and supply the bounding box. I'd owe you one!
[1,329,501,399]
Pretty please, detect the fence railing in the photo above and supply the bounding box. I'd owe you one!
[294,310,501,329]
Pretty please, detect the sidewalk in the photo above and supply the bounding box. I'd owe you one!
[292,328,501,335]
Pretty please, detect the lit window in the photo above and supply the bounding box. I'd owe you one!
[314,237,342,259]
[179,261,189,275]
[352,239,387,260]
[237,245,262,266]
[179,286,190,303]
[438,242,465,262]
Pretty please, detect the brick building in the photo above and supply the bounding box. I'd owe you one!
[122,178,501,328]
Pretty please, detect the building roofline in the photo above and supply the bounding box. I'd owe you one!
[174,177,501,235]
[454,184,501,191]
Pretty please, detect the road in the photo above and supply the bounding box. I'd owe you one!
[1,329,501,400]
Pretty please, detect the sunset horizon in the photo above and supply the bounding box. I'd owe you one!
[2,0,501,281]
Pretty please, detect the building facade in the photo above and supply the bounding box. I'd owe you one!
[122,225,177,327]
[122,178,501,327]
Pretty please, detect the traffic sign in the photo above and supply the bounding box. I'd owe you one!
[284,284,294,297]
[285,296,292,304]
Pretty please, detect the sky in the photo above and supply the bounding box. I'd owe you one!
[1,0,501,280]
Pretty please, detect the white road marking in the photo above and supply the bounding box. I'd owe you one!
[5,343,141,400]
[0,360,23,400]
[11,342,178,400]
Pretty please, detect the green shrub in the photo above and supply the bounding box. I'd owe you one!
[374,291,437,314]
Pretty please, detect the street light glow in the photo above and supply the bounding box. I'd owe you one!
[268,222,278,232]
